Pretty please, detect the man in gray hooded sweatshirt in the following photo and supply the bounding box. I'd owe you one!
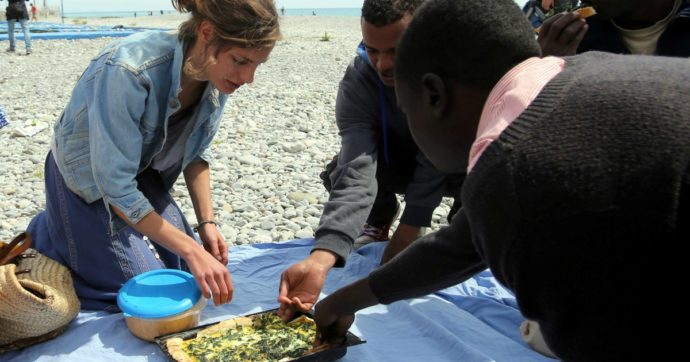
[277,0,463,321]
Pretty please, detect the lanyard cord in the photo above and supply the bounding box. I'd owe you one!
[378,81,391,167]
[358,41,391,167]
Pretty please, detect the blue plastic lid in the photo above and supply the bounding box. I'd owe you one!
[117,269,201,319]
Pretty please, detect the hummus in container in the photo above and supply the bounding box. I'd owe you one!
[117,269,206,341]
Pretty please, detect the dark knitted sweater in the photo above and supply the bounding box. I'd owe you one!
[369,52,690,361]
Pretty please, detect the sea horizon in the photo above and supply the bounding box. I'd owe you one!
[62,8,360,19]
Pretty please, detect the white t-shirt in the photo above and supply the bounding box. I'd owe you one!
[612,0,681,55]
[152,105,197,179]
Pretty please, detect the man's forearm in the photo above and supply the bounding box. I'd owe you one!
[310,249,338,269]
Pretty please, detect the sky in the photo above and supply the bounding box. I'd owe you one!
[46,0,530,13]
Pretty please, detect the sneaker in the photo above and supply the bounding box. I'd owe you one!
[25,49,32,55]
[6,48,15,53]
[353,223,391,250]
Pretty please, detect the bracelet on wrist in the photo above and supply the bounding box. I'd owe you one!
[193,220,218,232]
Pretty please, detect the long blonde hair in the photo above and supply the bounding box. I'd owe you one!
[172,0,281,78]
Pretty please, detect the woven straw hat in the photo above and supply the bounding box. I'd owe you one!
[0,248,80,352]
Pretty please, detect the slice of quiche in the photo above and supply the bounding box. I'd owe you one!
[166,312,317,362]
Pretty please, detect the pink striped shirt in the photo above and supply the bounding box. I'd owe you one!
[467,56,565,173]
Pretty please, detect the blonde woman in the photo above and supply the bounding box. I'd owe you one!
[27,0,280,311]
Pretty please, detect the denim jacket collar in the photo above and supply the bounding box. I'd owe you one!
[51,31,227,233]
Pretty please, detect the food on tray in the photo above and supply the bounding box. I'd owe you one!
[165,312,317,362]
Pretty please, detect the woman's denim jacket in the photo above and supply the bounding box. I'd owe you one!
[51,31,227,231]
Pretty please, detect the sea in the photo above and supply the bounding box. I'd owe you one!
[62,8,360,19]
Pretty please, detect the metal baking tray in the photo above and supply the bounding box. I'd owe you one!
[154,308,365,362]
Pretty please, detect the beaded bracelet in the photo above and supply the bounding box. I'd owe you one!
[193,220,218,232]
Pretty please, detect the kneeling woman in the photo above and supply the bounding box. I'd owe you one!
[28,0,280,310]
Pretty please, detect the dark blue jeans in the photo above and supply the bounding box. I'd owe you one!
[28,152,194,311]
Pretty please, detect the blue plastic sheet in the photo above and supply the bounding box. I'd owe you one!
[0,239,556,362]
[0,22,169,41]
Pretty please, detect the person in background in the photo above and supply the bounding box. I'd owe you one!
[538,0,690,57]
[3,0,32,54]
[278,0,464,322]
[30,2,36,21]
[312,0,688,360]
[26,0,280,311]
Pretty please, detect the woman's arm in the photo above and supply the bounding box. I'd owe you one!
[184,160,228,265]
[111,206,233,305]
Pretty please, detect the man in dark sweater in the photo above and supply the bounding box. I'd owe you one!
[313,0,689,360]
[538,0,690,57]
[278,0,463,321]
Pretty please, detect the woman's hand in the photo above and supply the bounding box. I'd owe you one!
[198,222,228,265]
[111,206,234,306]
[183,243,234,305]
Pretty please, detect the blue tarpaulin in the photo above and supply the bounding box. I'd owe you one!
[1,238,555,362]
[0,22,170,41]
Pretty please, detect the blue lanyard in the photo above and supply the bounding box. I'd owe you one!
[378,81,391,167]
[358,41,391,167]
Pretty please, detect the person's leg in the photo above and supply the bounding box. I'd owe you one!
[7,20,16,51]
[352,154,415,248]
[365,177,399,228]
[352,175,400,249]
[33,153,192,311]
[19,19,31,53]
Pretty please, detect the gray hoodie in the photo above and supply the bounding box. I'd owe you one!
[313,55,449,266]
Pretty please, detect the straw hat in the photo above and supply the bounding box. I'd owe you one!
[0,248,80,352]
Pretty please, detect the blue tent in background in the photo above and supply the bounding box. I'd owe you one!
[0,21,169,41]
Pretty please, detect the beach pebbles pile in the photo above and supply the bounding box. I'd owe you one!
[0,16,453,245]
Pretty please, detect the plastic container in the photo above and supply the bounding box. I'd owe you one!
[117,269,206,341]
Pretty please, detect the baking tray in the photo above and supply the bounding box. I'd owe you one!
[154,308,365,362]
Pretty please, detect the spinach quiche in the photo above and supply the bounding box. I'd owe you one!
[165,312,317,362]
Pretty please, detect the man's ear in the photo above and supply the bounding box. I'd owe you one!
[421,73,448,119]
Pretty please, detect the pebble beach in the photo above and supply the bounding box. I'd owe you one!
[0,14,453,245]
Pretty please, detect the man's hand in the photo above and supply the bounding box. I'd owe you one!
[278,250,337,322]
[198,223,228,265]
[313,278,378,346]
[380,223,422,264]
[538,12,588,56]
